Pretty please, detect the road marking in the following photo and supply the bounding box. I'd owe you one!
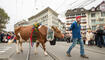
[0,51,5,53]
[0,46,12,54]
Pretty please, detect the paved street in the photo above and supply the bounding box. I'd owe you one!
[0,42,105,60]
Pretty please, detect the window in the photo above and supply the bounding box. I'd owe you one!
[81,26,86,29]
[82,13,86,16]
[81,19,86,22]
[66,21,69,23]
[70,14,75,17]
[97,7,100,10]
[74,10,77,12]
[81,9,84,11]
[91,8,95,11]
[91,13,96,17]
[45,24,48,25]
[91,19,96,23]
[92,26,96,30]
[100,18,104,21]
[101,12,105,17]
[66,15,69,18]
[76,14,81,16]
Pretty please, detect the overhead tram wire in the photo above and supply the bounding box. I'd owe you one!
[31,0,96,23]
[54,0,96,22]
[31,0,80,19]
[31,0,81,25]
[46,0,81,18]
[60,0,96,14]
[72,0,92,8]
[55,0,90,14]
[32,0,96,19]
[60,0,81,15]
[78,0,96,8]
[55,0,82,12]
[67,0,82,9]
[76,0,91,8]
[55,0,66,11]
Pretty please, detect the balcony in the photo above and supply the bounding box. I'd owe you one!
[66,23,71,25]
[81,21,87,23]
[91,21,105,25]
[81,28,86,30]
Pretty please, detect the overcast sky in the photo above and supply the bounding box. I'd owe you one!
[0,0,104,31]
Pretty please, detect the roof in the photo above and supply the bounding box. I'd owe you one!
[65,8,87,16]
[28,7,58,20]
[65,1,105,16]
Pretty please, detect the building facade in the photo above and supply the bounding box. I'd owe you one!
[28,7,65,33]
[87,1,105,31]
[65,1,105,34]
[65,8,87,33]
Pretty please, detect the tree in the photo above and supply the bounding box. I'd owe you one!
[0,8,10,32]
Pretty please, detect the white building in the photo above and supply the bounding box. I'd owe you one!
[28,7,65,33]
[87,1,105,31]
[65,1,105,34]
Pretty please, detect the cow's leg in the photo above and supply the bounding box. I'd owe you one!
[16,40,20,54]
[35,42,40,54]
[20,42,23,52]
[41,42,48,56]
[18,32,23,42]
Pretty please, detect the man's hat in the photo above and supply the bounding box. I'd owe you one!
[76,16,81,20]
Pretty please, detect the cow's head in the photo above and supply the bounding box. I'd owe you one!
[51,26,64,38]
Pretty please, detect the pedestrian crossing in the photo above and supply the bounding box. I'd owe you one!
[0,45,12,54]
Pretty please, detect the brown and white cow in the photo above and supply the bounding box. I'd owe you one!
[8,25,64,55]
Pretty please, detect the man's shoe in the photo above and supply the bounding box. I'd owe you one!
[80,55,88,58]
[66,52,72,57]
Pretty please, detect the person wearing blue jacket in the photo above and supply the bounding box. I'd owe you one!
[66,16,88,58]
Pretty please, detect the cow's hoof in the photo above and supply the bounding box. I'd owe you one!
[17,51,20,54]
[44,52,48,56]
[34,52,38,55]
[20,50,23,52]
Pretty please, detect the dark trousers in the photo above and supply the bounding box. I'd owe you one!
[97,37,104,48]
[88,40,94,45]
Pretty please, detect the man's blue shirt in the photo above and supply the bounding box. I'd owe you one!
[69,21,81,39]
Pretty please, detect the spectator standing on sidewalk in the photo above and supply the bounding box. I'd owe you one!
[0,32,4,42]
[3,33,8,43]
[95,26,104,48]
[0,32,1,42]
[66,16,88,58]
[86,29,95,46]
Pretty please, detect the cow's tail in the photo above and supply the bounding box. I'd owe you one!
[8,38,15,45]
